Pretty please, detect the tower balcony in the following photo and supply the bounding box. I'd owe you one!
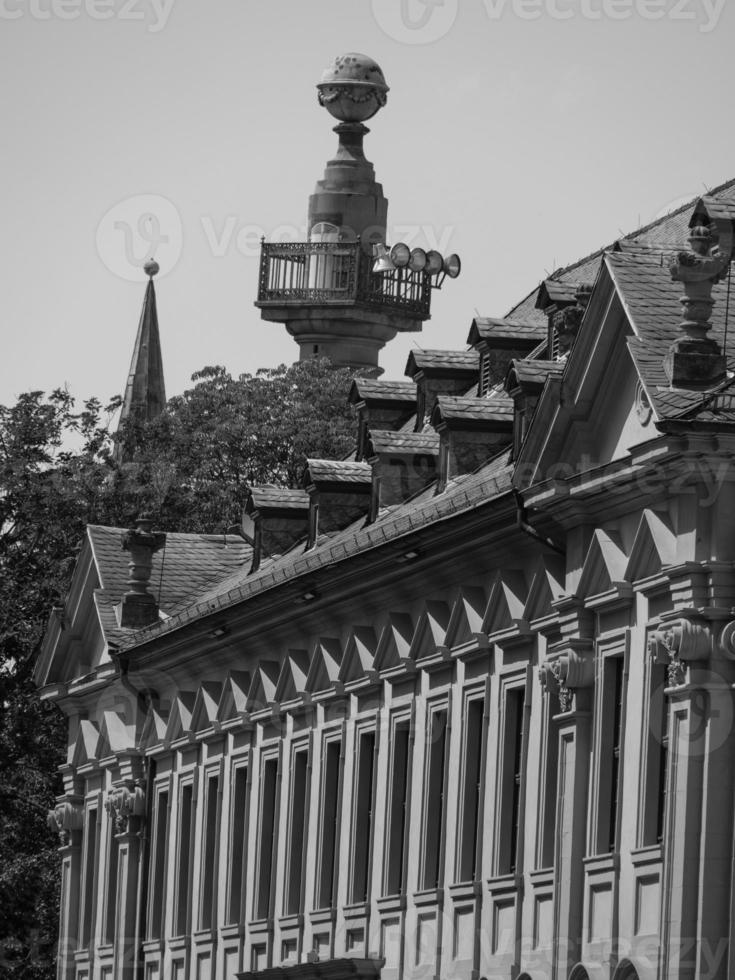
[255,241,432,321]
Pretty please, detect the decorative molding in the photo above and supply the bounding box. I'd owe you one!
[538,643,594,713]
[719,621,735,661]
[104,781,146,835]
[47,796,84,845]
[648,617,710,687]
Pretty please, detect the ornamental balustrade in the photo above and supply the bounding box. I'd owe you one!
[256,241,432,319]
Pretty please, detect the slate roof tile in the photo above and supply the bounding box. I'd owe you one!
[368,430,440,454]
[305,459,372,485]
[405,349,480,377]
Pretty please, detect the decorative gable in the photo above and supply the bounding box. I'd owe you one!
[624,509,677,583]
[374,612,414,671]
[275,650,311,704]
[163,692,196,744]
[306,638,343,694]
[216,670,251,724]
[190,682,223,734]
[339,626,379,684]
[577,529,629,600]
[484,570,528,636]
[443,587,488,650]
[523,556,565,626]
[247,662,280,713]
[408,600,451,660]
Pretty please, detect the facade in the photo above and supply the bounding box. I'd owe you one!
[36,55,735,980]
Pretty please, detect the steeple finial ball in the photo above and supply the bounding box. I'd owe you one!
[317,53,389,123]
[144,259,160,278]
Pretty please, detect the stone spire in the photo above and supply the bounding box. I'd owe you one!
[114,260,166,462]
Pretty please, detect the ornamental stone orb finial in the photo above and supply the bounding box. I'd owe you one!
[317,53,389,123]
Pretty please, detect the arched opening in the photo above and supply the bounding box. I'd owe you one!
[612,960,640,980]
[569,967,590,980]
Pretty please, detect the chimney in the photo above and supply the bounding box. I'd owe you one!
[366,429,439,518]
[431,396,513,491]
[304,459,372,546]
[467,317,547,395]
[405,350,480,431]
[348,378,417,461]
[120,516,166,628]
[666,225,729,387]
[244,487,310,573]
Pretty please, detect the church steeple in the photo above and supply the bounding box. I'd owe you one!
[114,260,166,462]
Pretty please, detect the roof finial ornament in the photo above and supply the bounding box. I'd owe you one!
[144,259,160,278]
[317,53,389,123]
[666,224,729,387]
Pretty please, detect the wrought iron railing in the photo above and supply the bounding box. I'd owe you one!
[256,242,431,319]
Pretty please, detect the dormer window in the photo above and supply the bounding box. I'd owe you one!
[479,351,492,396]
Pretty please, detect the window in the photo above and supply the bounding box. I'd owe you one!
[594,656,626,854]
[537,692,559,869]
[147,789,169,939]
[199,773,220,930]
[351,730,377,904]
[285,748,309,915]
[479,350,492,396]
[497,686,526,876]
[227,765,249,924]
[384,718,412,896]
[175,782,195,937]
[457,697,484,883]
[421,707,448,890]
[103,819,118,944]
[640,661,669,847]
[316,739,342,910]
[255,755,279,921]
[80,807,99,947]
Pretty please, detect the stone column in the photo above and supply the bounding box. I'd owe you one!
[47,797,84,980]
[105,781,146,980]
[539,641,595,979]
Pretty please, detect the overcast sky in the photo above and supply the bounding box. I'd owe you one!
[1,0,732,408]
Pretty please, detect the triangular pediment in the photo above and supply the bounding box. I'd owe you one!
[247,662,280,713]
[374,612,414,671]
[444,587,487,649]
[484,571,528,635]
[190,681,223,733]
[306,638,343,693]
[69,719,100,767]
[577,528,628,598]
[139,703,169,751]
[98,710,136,757]
[625,509,677,583]
[339,626,378,684]
[216,670,251,723]
[164,691,196,743]
[523,556,565,624]
[275,649,311,703]
[408,600,451,660]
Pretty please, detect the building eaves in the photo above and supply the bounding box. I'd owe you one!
[467,318,547,348]
[305,459,372,485]
[249,487,310,511]
[434,395,513,424]
[116,451,515,653]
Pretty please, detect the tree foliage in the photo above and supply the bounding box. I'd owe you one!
[0,357,356,976]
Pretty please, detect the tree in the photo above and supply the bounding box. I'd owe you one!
[116,358,357,531]
[0,357,356,976]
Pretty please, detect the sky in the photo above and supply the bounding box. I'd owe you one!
[1,0,733,410]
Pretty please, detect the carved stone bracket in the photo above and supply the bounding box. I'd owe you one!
[47,797,84,846]
[718,621,735,661]
[648,617,711,687]
[538,645,595,713]
[105,782,146,836]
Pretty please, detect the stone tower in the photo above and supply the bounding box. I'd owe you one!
[255,53,448,377]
